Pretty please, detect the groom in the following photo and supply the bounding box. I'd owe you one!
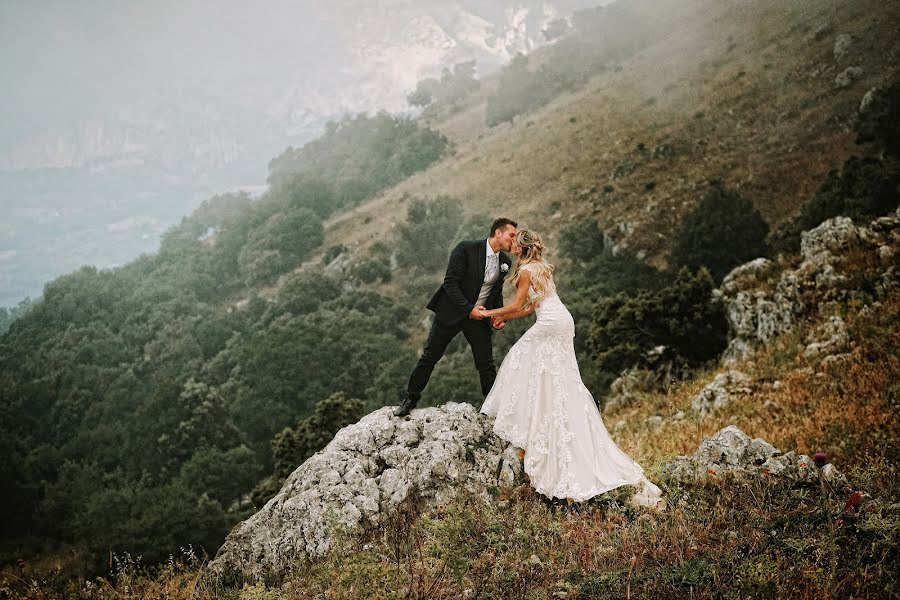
[394,217,518,417]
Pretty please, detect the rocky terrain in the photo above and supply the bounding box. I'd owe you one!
[210,403,522,582]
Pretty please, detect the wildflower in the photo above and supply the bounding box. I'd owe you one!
[814,452,829,468]
[844,490,862,511]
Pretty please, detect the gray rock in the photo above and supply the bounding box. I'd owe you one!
[820,463,846,484]
[664,426,839,485]
[604,367,657,413]
[645,415,664,429]
[719,258,775,295]
[691,371,752,416]
[803,315,850,360]
[323,252,352,277]
[209,403,521,582]
[801,217,860,262]
[834,66,864,89]
[833,34,853,60]
[859,86,879,114]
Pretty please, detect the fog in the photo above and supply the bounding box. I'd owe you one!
[0,0,598,308]
[0,0,343,139]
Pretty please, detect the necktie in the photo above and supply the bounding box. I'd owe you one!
[486,253,498,282]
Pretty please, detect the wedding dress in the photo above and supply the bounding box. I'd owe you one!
[480,263,664,508]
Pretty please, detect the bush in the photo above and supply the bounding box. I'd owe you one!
[587,267,727,393]
[670,183,769,282]
[485,2,659,126]
[407,61,480,109]
[771,156,900,253]
[352,258,392,284]
[395,197,469,274]
[267,112,450,206]
[237,207,324,285]
[856,81,900,157]
[557,218,670,300]
[273,271,342,318]
[486,54,570,127]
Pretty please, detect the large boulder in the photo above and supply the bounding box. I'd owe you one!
[209,403,521,583]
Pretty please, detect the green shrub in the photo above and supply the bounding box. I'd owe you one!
[407,61,480,109]
[587,267,727,393]
[394,197,468,274]
[484,2,658,126]
[670,183,769,282]
[237,207,324,286]
[856,81,900,157]
[272,271,342,319]
[267,112,450,206]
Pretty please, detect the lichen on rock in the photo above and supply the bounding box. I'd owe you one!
[209,402,521,583]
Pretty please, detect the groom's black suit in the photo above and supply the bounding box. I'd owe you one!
[406,239,513,402]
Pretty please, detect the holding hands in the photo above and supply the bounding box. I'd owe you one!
[470,305,506,329]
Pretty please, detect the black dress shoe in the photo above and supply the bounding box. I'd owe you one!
[393,392,419,417]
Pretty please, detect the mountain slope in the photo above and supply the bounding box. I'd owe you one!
[320,0,898,270]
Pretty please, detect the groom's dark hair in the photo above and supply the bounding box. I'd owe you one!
[489,217,518,237]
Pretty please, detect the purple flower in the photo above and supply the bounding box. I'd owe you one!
[814,452,829,468]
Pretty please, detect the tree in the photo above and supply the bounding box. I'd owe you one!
[273,270,342,318]
[856,81,900,157]
[157,378,244,473]
[407,61,480,109]
[588,267,727,394]
[237,207,324,285]
[670,183,769,282]
[177,445,262,508]
[395,197,468,274]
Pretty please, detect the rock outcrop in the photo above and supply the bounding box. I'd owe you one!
[803,315,850,361]
[717,210,900,363]
[664,426,845,485]
[690,370,752,416]
[209,403,521,582]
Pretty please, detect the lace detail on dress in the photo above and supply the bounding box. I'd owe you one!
[481,267,653,502]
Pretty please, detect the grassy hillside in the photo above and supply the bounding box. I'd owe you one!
[320,0,897,269]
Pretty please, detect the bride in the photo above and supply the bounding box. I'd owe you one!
[478,229,664,509]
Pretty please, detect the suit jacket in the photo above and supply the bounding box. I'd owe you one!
[427,239,513,325]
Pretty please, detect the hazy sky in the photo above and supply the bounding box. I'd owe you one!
[0,0,348,142]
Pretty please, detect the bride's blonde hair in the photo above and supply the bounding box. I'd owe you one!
[510,229,554,310]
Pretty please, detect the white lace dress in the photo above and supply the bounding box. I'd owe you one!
[481,263,663,506]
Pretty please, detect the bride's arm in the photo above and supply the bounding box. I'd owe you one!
[482,270,534,321]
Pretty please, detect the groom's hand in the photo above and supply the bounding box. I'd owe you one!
[469,305,486,320]
[491,316,506,330]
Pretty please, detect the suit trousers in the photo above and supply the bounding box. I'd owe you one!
[406,315,496,400]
